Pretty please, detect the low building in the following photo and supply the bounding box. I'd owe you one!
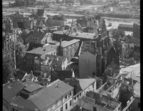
[3,79,74,111]
[33,54,68,76]
[58,39,80,62]
[65,78,97,109]
[3,80,42,111]
[118,24,133,32]
[120,63,140,111]
[25,30,52,45]
[78,91,121,111]
[25,44,58,71]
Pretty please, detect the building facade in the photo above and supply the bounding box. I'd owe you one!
[78,91,121,111]
[3,32,17,62]
[3,80,74,111]
[9,12,33,29]
[25,44,58,72]
[58,39,80,62]
[133,23,140,39]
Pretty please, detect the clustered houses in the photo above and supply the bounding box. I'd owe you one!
[3,5,140,111]
[3,80,74,111]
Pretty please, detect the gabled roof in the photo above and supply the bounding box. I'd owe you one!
[11,96,39,111]
[30,79,73,111]
[78,78,96,90]
[25,31,47,43]
[3,81,25,103]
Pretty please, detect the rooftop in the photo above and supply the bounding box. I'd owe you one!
[29,79,73,111]
[65,78,96,94]
[3,81,25,103]
[53,31,96,40]
[11,96,38,111]
[120,63,140,82]
[61,39,80,48]
[25,30,47,43]
[23,82,42,93]
[78,78,96,90]
[3,80,43,111]
[26,45,57,55]
[118,24,133,28]
[69,32,96,40]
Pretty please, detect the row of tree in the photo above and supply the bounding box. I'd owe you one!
[3,39,29,84]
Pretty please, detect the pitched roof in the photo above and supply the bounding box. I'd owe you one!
[25,31,47,43]
[23,81,42,93]
[3,81,25,103]
[30,79,73,110]
[11,96,39,111]
[24,85,42,93]
[78,78,96,90]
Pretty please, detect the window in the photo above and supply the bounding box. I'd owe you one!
[65,103,68,110]
[69,92,72,96]
[70,100,72,106]
[60,107,63,111]
[93,107,97,111]
[65,95,67,99]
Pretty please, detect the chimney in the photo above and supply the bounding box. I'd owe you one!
[43,47,46,51]
[58,38,62,55]
[55,83,59,88]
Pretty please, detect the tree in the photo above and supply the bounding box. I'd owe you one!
[111,29,125,40]
[3,56,16,84]
[15,42,29,70]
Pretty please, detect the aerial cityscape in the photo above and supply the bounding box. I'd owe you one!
[3,0,140,111]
